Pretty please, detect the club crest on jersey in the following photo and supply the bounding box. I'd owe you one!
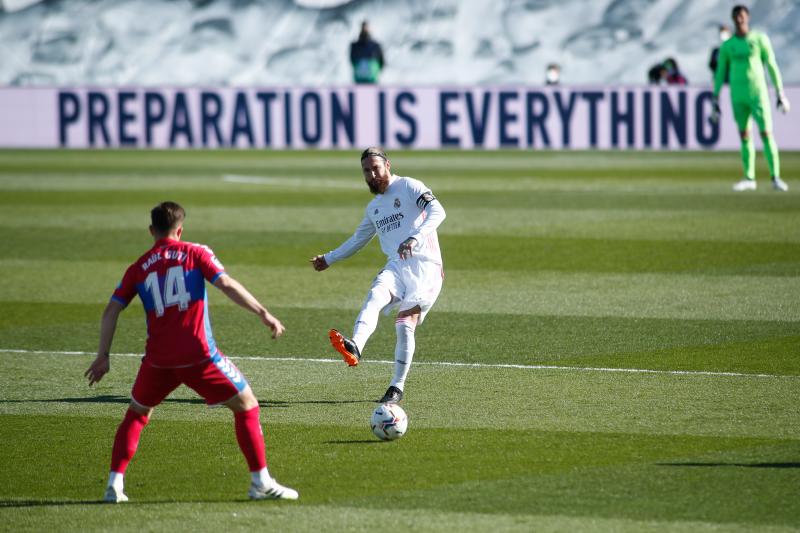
[394,198,401,208]
[374,209,379,215]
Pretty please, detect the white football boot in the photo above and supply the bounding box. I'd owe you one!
[732,179,757,191]
[248,478,299,500]
[103,486,129,503]
[772,177,789,192]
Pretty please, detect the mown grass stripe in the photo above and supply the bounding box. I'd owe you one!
[2,348,797,379]
[222,174,363,189]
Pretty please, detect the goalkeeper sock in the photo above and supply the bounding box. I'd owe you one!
[390,316,416,391]
[740,135,755,180]
[761,132,781,178]
[110,408,149,474]
[352,286,392,354]
[234,406,267,472]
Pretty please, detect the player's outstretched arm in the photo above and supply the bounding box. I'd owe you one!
[310,254,329,271]
[85,299,125,386]
[313,215,376,271]
[213,274,285,339]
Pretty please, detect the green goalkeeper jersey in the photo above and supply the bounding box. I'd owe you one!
[713,30,783,103]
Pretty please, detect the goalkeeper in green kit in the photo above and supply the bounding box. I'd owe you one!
[712,5,790,192]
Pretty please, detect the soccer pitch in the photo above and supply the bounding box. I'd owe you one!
[0,149,798,532]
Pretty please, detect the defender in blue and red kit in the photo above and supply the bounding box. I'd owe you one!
[113,238,227,368]
[86,201,298,502]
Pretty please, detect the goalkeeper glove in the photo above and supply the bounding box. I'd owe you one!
[709,97,721,125]
[777,92,791,114]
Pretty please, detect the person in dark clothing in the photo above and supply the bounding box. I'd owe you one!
[350,21,385,84]
[663,57,688,85]
[709,24,731,83]
[648,58,687,85]
[648,62,668,84]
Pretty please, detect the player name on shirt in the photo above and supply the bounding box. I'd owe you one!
[141,250,187,271]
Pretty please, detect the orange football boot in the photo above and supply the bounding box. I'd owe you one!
[328,329,361,366]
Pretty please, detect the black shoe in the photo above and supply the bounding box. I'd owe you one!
[378,386,403,404]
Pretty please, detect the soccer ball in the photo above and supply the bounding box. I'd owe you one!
[370,403,408,441]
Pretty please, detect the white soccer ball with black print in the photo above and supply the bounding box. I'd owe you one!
[370,403,408,441]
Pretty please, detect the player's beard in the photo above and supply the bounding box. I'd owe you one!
[367,174,388,195]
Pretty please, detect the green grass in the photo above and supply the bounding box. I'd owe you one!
[0,149,799,532]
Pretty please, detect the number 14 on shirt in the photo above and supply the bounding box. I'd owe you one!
[143,266,191,316]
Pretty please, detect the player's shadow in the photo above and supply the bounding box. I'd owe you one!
[0,395,205,406]
[0,499,107,508]
[324,439,384,445]
[260,399,376,408]
[1,396,374,408]
[0,498,245,508]
[658,462,800,469]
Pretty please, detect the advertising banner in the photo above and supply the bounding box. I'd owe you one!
[0,85,797,150]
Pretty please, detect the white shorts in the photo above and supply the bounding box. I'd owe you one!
[374,258,444,324]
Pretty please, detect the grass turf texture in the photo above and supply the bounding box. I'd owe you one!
[0,149,798,532]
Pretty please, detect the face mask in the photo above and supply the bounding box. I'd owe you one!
[719,30,730,41]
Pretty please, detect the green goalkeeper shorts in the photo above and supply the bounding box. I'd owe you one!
[732,96,772,134]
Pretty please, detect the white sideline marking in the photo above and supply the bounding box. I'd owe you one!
[1,348,797,379]
[222,174,362,189]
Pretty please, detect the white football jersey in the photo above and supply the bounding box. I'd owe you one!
[325,175,444,267]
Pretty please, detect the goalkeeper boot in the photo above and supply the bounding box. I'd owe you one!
[732,178,757,192]
[248,478,299,500]
[329,329,360,367]
[103,486,128,503]
[378,386,403,404]
[772,176,789,192]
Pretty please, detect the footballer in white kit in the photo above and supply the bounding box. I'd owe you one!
[311,147,446,404]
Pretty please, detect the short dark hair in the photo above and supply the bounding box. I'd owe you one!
[360,147,388,162]
[151,201,185,234]
[732,5,749,17]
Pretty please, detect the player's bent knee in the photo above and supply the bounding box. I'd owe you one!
[760,131,770,138]
[129,399,153,417]
[397,306,421,323]
[224,386,259,412]
[739,131,750,140]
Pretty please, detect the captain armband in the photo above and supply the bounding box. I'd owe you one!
[416,192,436,209]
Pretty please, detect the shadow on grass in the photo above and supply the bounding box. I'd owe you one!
[324,439,384,445]
[0,498,259,508]
[260,399,376,408]
[1,396,376,408]
[0,395,205,405]
[659,462,800,469]
[0,500,107,508]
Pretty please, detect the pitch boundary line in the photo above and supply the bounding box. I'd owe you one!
[1,348,797,379]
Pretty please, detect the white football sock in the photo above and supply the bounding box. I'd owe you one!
[107,471,124,490]
[251,467,271,486]
[352,286,392,354]
[390,317,416,391]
